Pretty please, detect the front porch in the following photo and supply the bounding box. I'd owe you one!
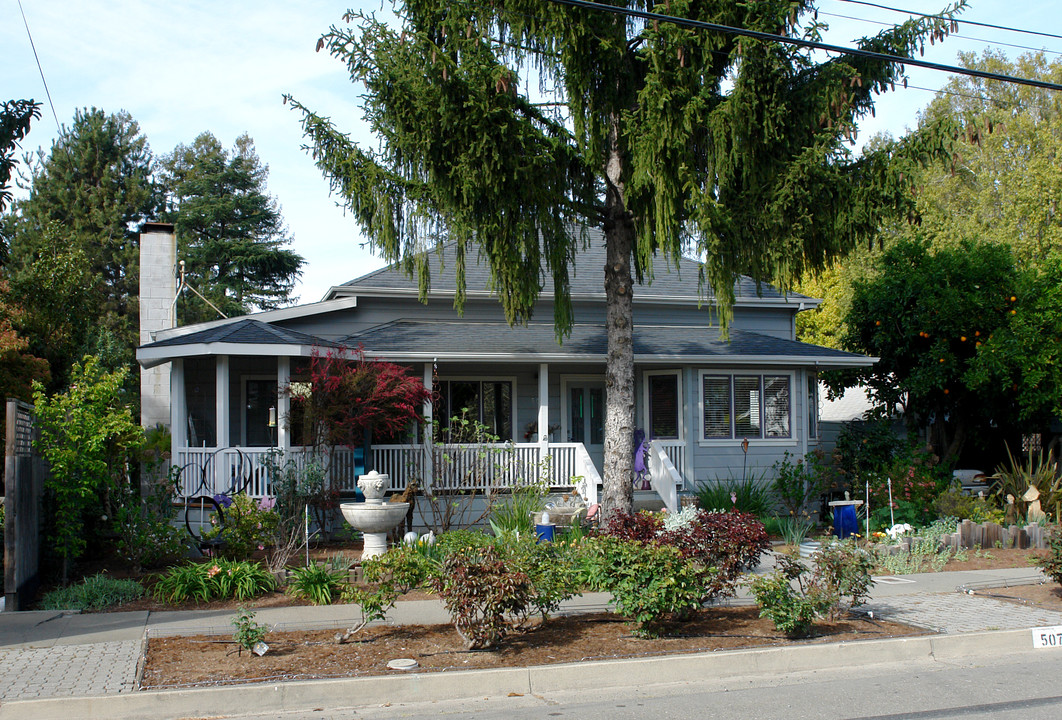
[163,352,689,513]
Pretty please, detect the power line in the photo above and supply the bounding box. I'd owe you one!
[820,11,1061,57]
[17,0,61,134]
[835,0,1062,43]
[542,0,1062,92]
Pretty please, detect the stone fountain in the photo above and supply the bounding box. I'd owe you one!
[339,470,409,559]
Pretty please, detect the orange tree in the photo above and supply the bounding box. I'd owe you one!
[829,237,1023,463]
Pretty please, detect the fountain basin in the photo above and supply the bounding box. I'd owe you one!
[340,502,409,535]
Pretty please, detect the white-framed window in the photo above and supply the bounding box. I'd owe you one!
[700,372,792,441]
[644,370,682,440]
[436,377,516,441]
[807,373,819,440]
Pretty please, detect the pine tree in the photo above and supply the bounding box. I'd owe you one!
[159,132,304,324]
[287,0,965,520]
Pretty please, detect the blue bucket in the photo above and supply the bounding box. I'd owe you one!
[535,523,556,543]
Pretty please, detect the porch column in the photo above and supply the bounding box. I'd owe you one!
[170,359,186,456]
[277,357,290,451]
[422,362,434,491]
[215,355,230,491]
[537,363,549,447]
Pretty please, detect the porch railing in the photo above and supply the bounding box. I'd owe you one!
[646,441,683,513]
[173,442,600,504]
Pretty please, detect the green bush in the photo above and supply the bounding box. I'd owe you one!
[113,467,187,573]
[287,562,347,605]
[505,537,581,624]
[578,536,706,637]
[38,573,144,611]
[933,485,1004,524]
[750,571,822,637]
[152,560,277,604]
[202,493,280,560]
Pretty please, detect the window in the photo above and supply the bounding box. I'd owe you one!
[700,373,791,440]
[646,372,681,440]
[436,379,514,441]
[807,374,818,440]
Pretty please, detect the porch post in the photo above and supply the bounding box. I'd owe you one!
[537,362,549,446]
[170,359,186,455]
[422,362,434,491]
[277,356,290,452]
[216,355,230,490]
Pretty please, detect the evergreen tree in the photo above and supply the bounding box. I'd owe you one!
[159,132,304,324]
[6,107,161,373]
[288,1,965,520]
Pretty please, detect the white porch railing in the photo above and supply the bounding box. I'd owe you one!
[173,442,600,505]
[646,441,683,513]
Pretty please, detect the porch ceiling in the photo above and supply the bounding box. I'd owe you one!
[344,320,875,368]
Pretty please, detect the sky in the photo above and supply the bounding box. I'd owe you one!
[4,0,1061,305]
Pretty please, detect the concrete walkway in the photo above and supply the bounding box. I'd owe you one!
[0,565,1058,708]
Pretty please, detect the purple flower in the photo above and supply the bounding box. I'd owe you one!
[258,496,276,511]
[213,494,233,509]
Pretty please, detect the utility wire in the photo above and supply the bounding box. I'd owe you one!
[543,0,1062,92]
[17,0,61,133]
[821,11,1061,57]
[836,0,1062,42]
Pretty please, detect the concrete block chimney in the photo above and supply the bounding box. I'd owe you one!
[139,222,177,431]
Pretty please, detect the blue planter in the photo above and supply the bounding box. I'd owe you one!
[535,523,556,543]
[833,504,858,539]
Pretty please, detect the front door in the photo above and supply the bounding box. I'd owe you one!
[243,378,277,447]
[567,381,605,471]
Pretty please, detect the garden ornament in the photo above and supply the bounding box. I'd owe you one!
[1023,485,1046,523]
[1005,494,1017,525]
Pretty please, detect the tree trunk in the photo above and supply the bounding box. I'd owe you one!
[599,114,635,524]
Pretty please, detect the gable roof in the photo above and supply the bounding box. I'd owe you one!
[137,319,336,367]
[327,234,814,306]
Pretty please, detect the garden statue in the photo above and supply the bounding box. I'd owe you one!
[1023,485,1046,523]
[1005,494,1017,525]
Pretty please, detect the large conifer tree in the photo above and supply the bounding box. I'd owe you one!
[159,132,304,324]
[288,0,964,520]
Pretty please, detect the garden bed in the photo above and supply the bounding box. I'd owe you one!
[141,605,926,689]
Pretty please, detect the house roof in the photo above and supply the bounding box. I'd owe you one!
[137,318,337,367]
[327,234,814,306]
[342,320,873,368]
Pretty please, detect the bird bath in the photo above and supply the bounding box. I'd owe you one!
[339,471,409,559]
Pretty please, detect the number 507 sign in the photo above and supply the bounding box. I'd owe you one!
[1032,626,1062,648]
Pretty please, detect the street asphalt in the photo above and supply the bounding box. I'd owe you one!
[0,558,1059,720]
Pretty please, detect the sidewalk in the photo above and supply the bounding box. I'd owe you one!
[0,565,1058,710]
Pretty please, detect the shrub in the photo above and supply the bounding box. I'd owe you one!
[339,544,440,641]
[231,607,269,656]
[113,466,186,573]
[863,445,947,529]
[750,570,822,637]
[489,478,548,539]
[38,573,144,611]
[505,537,581,625]
[287,562,348,605]
[933,485,1004,524]
[750,542,873,636]
[201,493,280,560]
[430,544,533,649]
[1036,525,1062,585]
[772,450,835,516]
[579,536,706,637]
[598,508,770,603]
[153,560,277,604]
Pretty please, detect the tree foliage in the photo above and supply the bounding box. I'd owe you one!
[159,132,304,323]
[289,0,966,519]
[831,238,1026,461]
[7,107,161,373]
[33,356,142,581]
[0,99,40,218]
[291,346,432,451]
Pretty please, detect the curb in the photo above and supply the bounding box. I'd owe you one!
[0,627,1042,720]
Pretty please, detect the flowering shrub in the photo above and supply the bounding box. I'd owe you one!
[201,493,280,560]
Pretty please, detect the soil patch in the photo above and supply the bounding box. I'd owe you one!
[970,581,1062,611]
[141,606,925,689]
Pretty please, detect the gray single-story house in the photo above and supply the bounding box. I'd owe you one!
[136,224,875,514]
